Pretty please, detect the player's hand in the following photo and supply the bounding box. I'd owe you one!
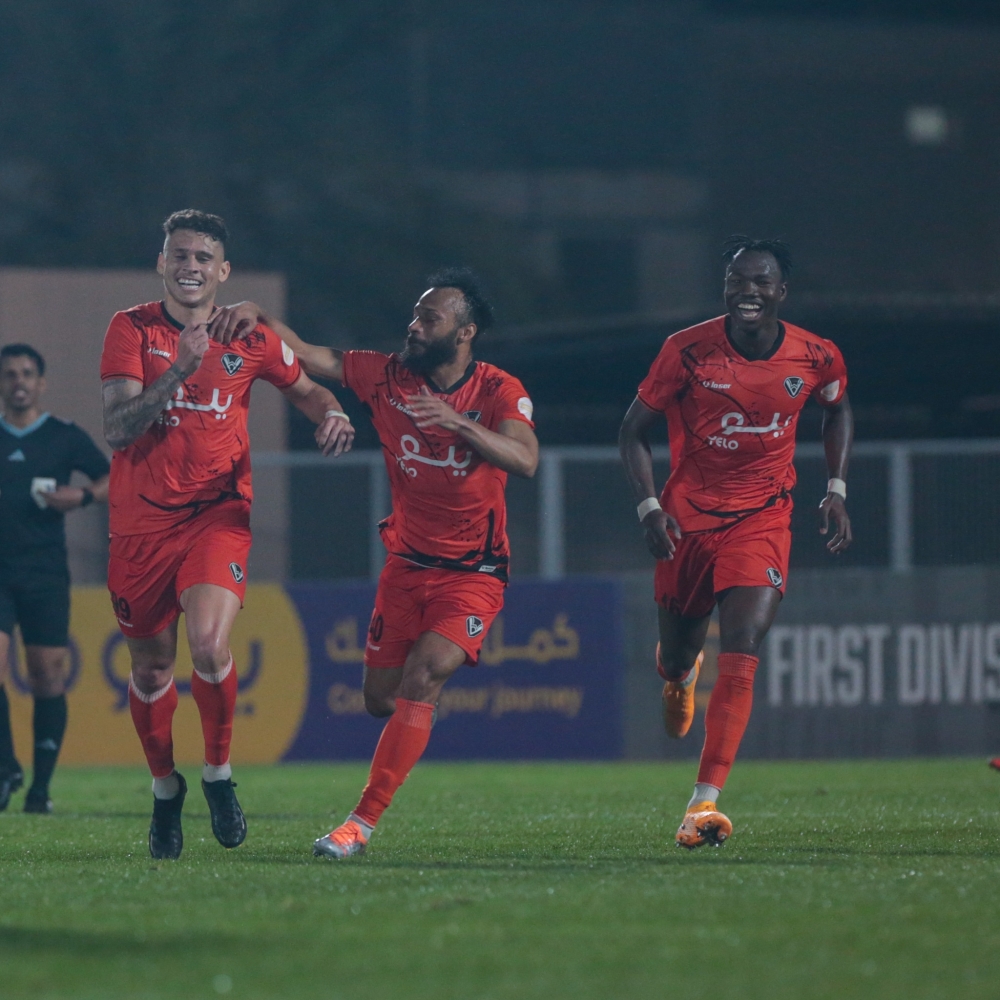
[176,322,210,375]
[315,413,355,457]
[41,486,85,512]
[406,386,465,431]
[642,508,682,560]
[207,302,261,344]
[819,493,852,554]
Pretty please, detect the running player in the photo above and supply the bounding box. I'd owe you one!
[619,237,852,849]
[101,209,354,859]
[208,267,538,858]
[0,344,110,813]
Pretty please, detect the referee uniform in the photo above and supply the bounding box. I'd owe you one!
[0,411,110,809]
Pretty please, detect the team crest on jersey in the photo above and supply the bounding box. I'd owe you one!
[463,410,482,423]
[766,567,783,588]
[229,562,245,584]
[783,376,805,398]
[221,353,244,376]
[466,615,484,638]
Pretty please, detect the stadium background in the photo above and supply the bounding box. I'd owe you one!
[2,0,1000,766]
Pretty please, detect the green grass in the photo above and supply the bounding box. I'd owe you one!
[1,760,999,999]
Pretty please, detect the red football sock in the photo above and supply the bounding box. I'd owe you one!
[190,657,238,767]
[354,698,434,828]
[129,677,178,778]
[697,652,759,790]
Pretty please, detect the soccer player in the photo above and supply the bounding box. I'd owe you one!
[619,237,852,849]
[101,209,355,860]
[208,267,538,858]
[0,344,110,813]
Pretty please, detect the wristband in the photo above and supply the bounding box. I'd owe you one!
[324,410,350,422]
[637,497,662,522]
[827,478,847,500]
[80,487,94,508]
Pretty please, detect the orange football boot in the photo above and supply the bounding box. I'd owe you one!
[675,800,733,849]
[659,646,702,739]
[989,758,1000,772]
[313,817,369,859]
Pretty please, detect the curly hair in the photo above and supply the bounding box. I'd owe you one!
[722,235,792,279]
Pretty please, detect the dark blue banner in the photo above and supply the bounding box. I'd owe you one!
[283,578,624,760]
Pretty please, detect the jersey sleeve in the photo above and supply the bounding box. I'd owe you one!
[341,350,390,398]
[810,340,848,406]
[637,336,684,412]
[492,375,535,429]
[68,425,111,480]
[100,312,145,383]
[255,324,302,390]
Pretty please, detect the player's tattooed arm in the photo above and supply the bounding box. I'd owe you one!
[103,323,209,450]
[619,396,681,561]
[405,387,539,478]
[819,391,853,555]
[207,302,345,382]
[280,371,355,457]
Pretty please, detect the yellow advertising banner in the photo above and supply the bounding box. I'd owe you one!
[6,585,309,767]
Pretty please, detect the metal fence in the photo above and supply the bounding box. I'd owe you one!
[251,438,1000,582]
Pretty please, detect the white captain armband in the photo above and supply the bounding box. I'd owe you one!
[637,497,662,522]
[324,410,350,422]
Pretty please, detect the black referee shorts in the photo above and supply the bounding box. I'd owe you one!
[0,575,71,647]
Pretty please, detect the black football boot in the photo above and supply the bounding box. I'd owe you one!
[0,762,23,812]
[149,772,187,860]
[202,778,247,848]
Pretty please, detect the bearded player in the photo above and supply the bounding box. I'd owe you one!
[619,237,852,849]
[209,267,538,858]
[101,210,355,859]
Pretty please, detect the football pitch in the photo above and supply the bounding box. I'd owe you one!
[1,760,998,999]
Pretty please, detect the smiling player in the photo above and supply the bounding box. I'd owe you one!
[101,210,355,859]
[619,237,853,848]
[209,267,538,858]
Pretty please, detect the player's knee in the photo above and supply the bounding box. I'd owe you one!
[363,690,395,718]
[131,660,173,694]
[720,627,765,657]
[186,630,230,673]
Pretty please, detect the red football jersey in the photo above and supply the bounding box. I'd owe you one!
[100,301,301,536]
[342,351,534,581]
[637,316,847,534]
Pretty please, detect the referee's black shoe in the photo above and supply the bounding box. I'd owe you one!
[202,777,247,848]
[0,763,23,812]
[149,772,187,860]
[23,788,53,813]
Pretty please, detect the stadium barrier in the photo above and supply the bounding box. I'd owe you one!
[3,579,624,766]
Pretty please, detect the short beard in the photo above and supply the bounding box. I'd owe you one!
[400,331,459,376]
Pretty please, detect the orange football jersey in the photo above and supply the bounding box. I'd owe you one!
[100,301,301,536]
[342,351,534,581]
[637,316,847,534]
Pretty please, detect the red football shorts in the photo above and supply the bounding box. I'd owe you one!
[655,501,791,619]
[107,501,252,638]
[365,554,505,669]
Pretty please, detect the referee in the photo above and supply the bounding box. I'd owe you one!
[0,344,110,813]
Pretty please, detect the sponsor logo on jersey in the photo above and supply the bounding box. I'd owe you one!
[221,353,244,376]
[7,449,25,461]
[466,615,484,638]
[397,434,471,478]
[463,410,482,422]
[229,562,245,584]
[282,341,295,366]
[148,347,172,359]
[702,380,732,389]
[783,376,805,398]
[517,397,533,420]
[766,567,783,588]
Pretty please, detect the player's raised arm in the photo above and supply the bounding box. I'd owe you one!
[619,396,681,560]
[102,322,209,451]
[818,390,853,554]
[207,302,344,383]
[280,371,355,457]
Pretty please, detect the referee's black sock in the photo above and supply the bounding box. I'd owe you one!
[30,694,67,795]
[0,684,16,768]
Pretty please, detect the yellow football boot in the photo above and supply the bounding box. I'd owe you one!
[675,800,733,849]
[659,647,702,739]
